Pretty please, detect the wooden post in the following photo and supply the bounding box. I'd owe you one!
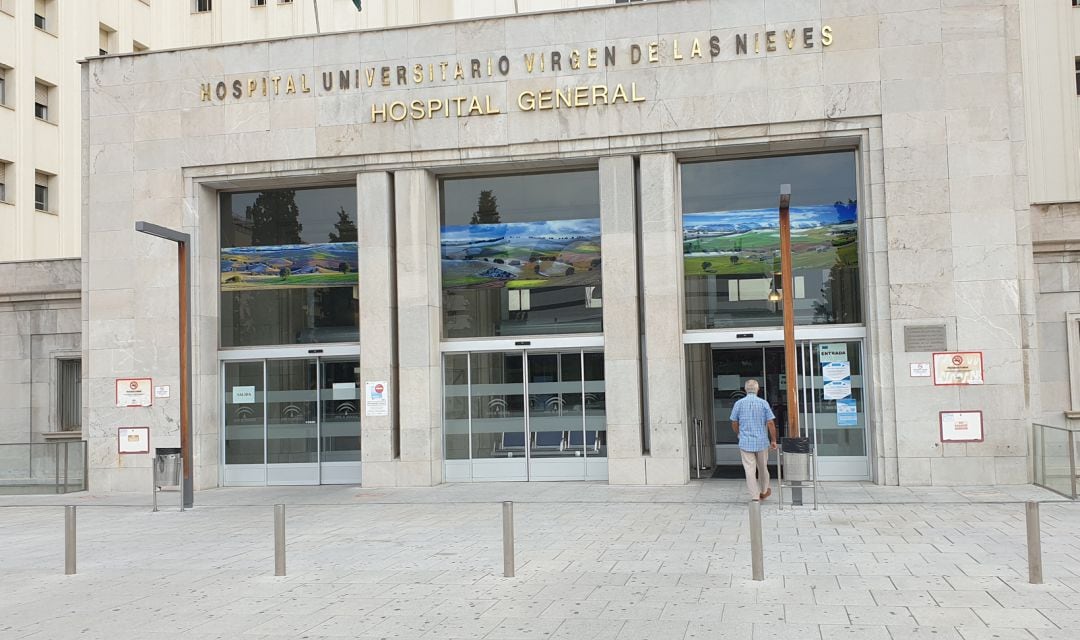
[779,185,799,439]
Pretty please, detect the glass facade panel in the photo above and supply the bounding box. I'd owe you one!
[320,359,361,462]
[470,352,526,459]
[682,152,860,330]
[266,359,318,464]
[441,170,602,338]
[220,186,359,347]
[583,352,606,458]
[224,361,265,464]
[444,353,470,461]
[803,340,866,457]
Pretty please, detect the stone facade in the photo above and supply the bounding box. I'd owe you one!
[0,259,81,480]
[80,0,1034,492]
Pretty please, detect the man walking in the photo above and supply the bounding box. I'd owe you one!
[730,379,778,501]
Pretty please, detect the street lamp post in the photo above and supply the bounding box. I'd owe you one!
[135,221,193,509]
[778,185,803,506]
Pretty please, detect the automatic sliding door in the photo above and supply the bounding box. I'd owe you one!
[712,347,765,465]
[223,361,266,486]
[470,351,528,481]
[583,352,607,480]
[526,352,586,481]
[320,359,362,484]
[267,359,319,485]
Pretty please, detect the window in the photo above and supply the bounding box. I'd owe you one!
[279,0,293,3]
[0,161,9,203]
[1076,57,1080,95]
[34,171,51,212]
[33,0,53,32]
[219,186,359,348]
[57,359,81,431]
[99,24,116,55]
[194,0,212,12]
[0,0,13,16]
[440,170,603,339]
[0,66,8,107]
[253,0,267,6]
[681,152,861,330]
[34,80,51,121]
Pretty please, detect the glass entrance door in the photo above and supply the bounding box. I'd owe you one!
[708,340,868,480]
[444,349,607,482]
[222,357,362,486]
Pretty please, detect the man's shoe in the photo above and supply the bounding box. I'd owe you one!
[759,488,772,500]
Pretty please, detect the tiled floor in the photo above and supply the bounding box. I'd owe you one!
[0,480,1077,639]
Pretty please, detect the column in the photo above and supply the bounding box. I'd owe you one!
[639,152,690,485]
[394,170,443,486]
[357,172,398,486]
[599,156,646,484]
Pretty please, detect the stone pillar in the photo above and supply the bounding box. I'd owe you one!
[599,156,646,484]
[639,152,690,485]
[358,172,397,486]
[394,170,443,486]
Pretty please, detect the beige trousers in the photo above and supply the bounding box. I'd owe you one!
[741,448,770,499]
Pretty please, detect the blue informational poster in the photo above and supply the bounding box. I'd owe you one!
[836,398,858,427]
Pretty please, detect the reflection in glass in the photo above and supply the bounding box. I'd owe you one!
[224,362,264,464]
[682,152,861,330]
[441,171,603,338]
[527,353,579,460]
[320,360,361,462]
[267,359,318,464]
[220,186,359,347]
[471,352,526,459]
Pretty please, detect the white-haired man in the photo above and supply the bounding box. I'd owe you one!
[730,379,778,501]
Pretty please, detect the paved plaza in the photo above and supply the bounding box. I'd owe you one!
[1,481,1079,639]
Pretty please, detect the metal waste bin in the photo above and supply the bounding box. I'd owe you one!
[154,448,181,487]
[781,437,811,481]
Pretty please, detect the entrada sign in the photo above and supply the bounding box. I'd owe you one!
[196,24,834,123]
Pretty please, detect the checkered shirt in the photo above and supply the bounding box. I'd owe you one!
[729,393,775,452]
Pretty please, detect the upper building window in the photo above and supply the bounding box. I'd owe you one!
[0,161,10,203]
[34,171,51,212]
[1076,57,1080,95]
[34,80,52,121]
[681,152,861,330]
[0,66,9,107]
[99,24,116,55]
[33,0,54,32]
[253,0,267,6]
[219,186,359,348]
[440,170,603,339]
[194,0,212,13]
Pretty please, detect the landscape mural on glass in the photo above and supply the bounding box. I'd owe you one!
[441,215,601,290]
[440,170,603,338]
[221,191,358,291]
[684,201,857,278]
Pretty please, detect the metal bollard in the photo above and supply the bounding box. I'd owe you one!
[1026,501,1043,585]
[502,501,515,578]
[65,505,76,575]
[274,504,286,576]
[749,500,764,581]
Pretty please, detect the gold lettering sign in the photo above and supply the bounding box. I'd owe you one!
[196,25,836,106]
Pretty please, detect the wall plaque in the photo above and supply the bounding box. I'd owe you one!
[904,324,947,352]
